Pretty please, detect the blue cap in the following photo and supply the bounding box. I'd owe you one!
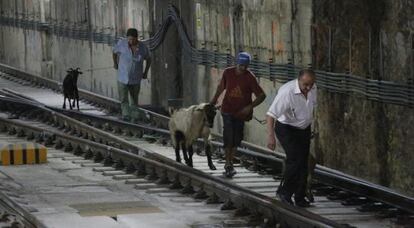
[237,52,251,65]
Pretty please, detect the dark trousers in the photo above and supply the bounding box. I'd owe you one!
[275,121,311,200]
[222,113,244,148]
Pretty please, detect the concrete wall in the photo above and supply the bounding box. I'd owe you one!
[0,0,313,148]
[191,0,312,147]
[313,0,414,195]
[0,0,152,104]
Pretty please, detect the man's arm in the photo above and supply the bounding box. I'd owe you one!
[251,92,266,108]
[266,90,289,150]
[112,53,119,69]
[266,115,276,150]
[112,40,121,69]
[143,56,152,79]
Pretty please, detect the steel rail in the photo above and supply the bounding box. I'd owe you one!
[0,191,45,228]
[0,106,342,228]
[1,65,414,214]
[2,91,414,217]
[52,105,414,215]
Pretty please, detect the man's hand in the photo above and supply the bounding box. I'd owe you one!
[267,135,276,150]
[113,64,118,70]
[143,72,148,79]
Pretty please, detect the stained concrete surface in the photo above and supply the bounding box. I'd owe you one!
[0,136,230,228]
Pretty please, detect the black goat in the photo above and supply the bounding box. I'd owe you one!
[62,68,82,110]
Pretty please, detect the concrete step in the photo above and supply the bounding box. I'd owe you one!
[102,170,125,176]
[125,179,151,184]
[135,183,158,190]
[82,163,104,168]
[146,188,172,194]
[113,174,136,180]
[93,167,116,172]
[62,156,81,161]
[72,160,94,164]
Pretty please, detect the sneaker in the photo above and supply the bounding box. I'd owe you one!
[222,164,236,178]
[277,193,293,205]
[295,198,311,208]
[121,116,130,122]
[222,164,230,177]
[228,165,237,177]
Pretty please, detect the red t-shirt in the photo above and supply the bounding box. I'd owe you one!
[219,67,264,120]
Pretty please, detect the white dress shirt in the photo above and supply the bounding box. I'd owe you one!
[267,79,317,129]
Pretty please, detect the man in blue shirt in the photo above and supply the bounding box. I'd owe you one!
[112,28,151,121]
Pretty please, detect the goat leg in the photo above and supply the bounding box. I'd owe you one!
[174,133,182,163]
[205,144,216,170]
[62,96,66,109]
[187,145,194,167]
[68,98,73,110]
[181,142,190,167]
[175,145,181,163]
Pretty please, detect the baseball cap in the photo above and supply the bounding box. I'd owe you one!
[237,52,251,65]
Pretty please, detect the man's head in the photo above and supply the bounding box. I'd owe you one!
[126,28,138,46]
[236,52,251,73]
[298,69,316,95]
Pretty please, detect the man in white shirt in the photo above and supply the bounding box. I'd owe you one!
[266,69,317,207]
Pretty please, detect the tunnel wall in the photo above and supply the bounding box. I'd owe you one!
[312,0,414,195]
[0,0,152,104]
[191,0,312,148]
[1,0,413,196]
[0,0,312,146]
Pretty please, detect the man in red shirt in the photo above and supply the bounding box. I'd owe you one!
[210,52,266,177]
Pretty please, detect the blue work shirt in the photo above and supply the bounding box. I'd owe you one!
[113,38,150,85]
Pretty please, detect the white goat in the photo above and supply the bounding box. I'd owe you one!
[168,103,217,170]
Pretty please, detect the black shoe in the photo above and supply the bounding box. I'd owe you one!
[295,198,311,208]
[223,164,237,178]
[277,193,293,205]
[228,165,237,177]
[121,116,130,122]
[222,165,230,177]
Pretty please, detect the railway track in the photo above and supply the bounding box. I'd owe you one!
[0,190,41,228]
[0,63,414,227]
[0,96,342,227]
[0,158,47,228]
[0,122,297,228]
